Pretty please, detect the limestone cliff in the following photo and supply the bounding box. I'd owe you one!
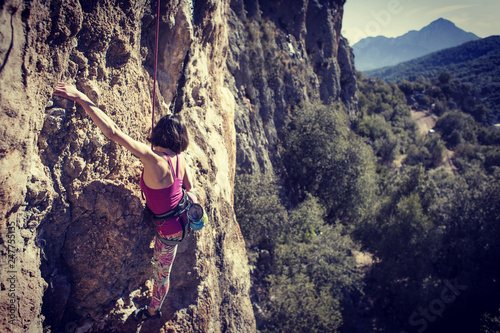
[0,0,355,332]
[226,0,356,174]
[1,0,253,332]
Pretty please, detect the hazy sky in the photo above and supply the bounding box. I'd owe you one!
[342,0,500,45]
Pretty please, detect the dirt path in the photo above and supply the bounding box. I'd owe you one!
[411,109,437,135]
[411,109,457,171]
[444,148,457,171]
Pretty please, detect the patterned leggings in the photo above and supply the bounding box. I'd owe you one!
[149,230,183,313]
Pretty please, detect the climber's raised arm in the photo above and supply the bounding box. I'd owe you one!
[53,82,154,161]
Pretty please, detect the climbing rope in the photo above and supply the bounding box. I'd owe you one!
[151,0,161,145]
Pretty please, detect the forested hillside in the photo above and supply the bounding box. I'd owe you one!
[234,71,500,332]
[366,36,500,122]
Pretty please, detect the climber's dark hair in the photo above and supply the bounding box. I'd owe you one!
[147,114,189,153]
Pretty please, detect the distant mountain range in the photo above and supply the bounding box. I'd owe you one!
[352,18,480,71]
[365,36,500,121]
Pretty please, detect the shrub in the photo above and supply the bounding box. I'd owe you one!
[435,112,478,147]
[438,72,452,84]
[404,135,445,169]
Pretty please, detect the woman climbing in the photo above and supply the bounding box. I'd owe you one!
[53,82,194,321]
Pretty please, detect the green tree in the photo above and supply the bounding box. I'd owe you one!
[404,134,446,169]
[265,273,342,333]
[265,198,362,333]
[440,168,500,276]
[435,112,478,147]
[353,165,446,330]
[281,101,377,225]
[438,72,452,84]
[234,172,288,248]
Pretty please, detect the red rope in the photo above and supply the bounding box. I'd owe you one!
[151,0,160,146]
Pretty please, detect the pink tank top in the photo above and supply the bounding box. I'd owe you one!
[140,153,185,236]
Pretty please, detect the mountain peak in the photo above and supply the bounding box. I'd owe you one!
[352,19,480,71]
[430,18,456,26]
[423,18,458,31]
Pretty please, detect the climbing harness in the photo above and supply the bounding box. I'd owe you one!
[151,0,161,146]
[149,189,207,246]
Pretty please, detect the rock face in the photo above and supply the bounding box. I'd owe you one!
[1,0,253,332]
[0,0,354,332]
[226,0,356,175]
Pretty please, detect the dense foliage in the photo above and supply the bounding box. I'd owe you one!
[355,73,500,332]
[280,101,377,225]
[235,173,362,332]
[234,72,500,332]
